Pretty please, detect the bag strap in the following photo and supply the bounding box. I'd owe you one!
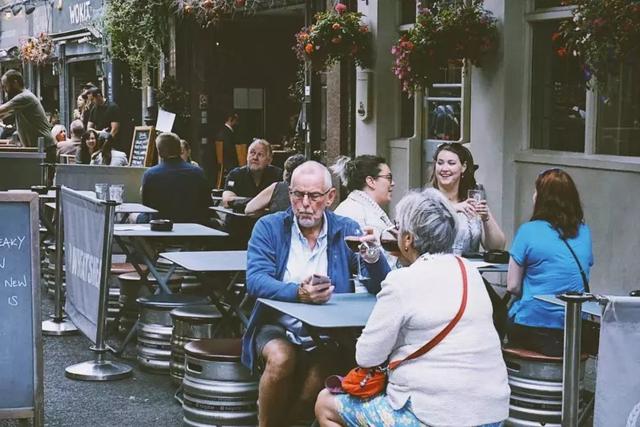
[561,238,590,293]
[388,256,468,370]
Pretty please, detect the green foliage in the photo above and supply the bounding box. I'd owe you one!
[294,4,372,71]
[557,0,640,94]
[156,76,191,118]
[105,0,171,85]
[391,0,499,93]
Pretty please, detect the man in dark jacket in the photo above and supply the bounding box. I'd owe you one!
[141,132,210,224]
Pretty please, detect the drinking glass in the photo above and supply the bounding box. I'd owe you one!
[468,188,485,203]
[344,229,371,284]
[94,183,109,201]
[109,184,124,203]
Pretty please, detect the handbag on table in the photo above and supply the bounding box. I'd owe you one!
[332,256,469,399]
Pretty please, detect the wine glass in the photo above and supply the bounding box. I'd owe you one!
[344,229,370,285]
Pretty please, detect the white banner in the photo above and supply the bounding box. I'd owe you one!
[62,187,107,343]
[594,296,640,426]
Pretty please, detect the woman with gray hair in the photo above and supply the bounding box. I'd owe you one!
[315,189,509,427]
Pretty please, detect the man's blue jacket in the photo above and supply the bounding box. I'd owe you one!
[241,208,390,373]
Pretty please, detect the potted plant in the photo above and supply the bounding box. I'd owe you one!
[19,33,55,65]
[294,3,372,72]
[555,0,640,94]
[391,0,498,93]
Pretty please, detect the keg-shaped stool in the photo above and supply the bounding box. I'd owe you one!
[118,272,181,334]
[136,294,209,372]
[504,347,588,427]
[182,339,258,427]
[169,305,223,385]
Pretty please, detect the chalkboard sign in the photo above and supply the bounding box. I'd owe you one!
[129,126,156,167]
[0,192,43,425]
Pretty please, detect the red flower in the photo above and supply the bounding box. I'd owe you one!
[332,23,341,31]
[305,43,314,54]
[551,32,561,42]
[334,3,347,14]
[557,47,568,57]
[235,0,245,7]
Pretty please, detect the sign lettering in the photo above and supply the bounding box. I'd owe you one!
[69,1,91,25]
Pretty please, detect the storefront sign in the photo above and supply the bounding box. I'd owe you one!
[52,0,102,35]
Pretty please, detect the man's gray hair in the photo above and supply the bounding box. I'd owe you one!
[394,188,459,255]
[290,160,332,190]
[249,138,273,158]
[69,120,84,137]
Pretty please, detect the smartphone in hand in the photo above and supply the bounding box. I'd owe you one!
[311,274,330,286]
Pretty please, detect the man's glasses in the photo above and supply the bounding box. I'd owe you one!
[376,174,393,182]
[289,189,331,201]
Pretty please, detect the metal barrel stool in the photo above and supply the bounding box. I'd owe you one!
[182,339,258,427]
[170,305,223,385]
[503,347,588,426]
[136,294,210,373]
[117,271,181,334]
[108,263,140,328]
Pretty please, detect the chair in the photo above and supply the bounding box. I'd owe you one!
[235,143,247,167]
[215,140,224,189]
[59,154,76,164]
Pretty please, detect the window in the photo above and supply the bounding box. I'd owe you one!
[528,5,640,157]
[596,63,640,156]
[424,62,467,142]
[530,21,585,152]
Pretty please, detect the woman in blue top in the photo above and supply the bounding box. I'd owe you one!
[506,168,593,356]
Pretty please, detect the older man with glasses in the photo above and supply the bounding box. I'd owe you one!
[242,161,390,426]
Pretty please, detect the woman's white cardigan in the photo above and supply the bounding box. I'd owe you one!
[356,254,510,426]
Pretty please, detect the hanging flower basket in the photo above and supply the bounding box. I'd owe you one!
[173,0,275,27]
[555,0,640,94]
[391,0,498,93]
[19,33,55,66]
[294,4,372,71]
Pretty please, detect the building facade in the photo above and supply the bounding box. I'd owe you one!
[354,0,640,295]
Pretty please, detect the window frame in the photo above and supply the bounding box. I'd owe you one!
[524,1,639,163]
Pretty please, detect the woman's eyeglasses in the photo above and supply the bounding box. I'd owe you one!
[376,174,393,182]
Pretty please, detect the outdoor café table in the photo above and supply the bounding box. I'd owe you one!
[44,201,158,224]
[209,205,253,218]
[257,293,377,345]
[159,250,249,331]
[465,259,509,274]
[113,223,228,294]
[534,294,603,319]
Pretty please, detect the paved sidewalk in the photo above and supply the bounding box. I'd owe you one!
[1,297,183,427]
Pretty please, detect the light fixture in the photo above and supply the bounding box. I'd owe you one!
[3,8,12,18]
[11,4,22,15]
[24,2,35,14]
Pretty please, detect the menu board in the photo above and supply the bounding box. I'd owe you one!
[0,192,43,424]
[129,126,156,167]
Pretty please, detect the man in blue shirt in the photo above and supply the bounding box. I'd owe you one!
[141,132,210,224]
[242,161,390,426]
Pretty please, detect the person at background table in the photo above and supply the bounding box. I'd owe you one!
[56,120,84,158]
[315,189,509,427]
[243,161,390,427]
[86,87,123,151]
[245,153,306,215]
[222,139,282,248]
[139,132,210,224]
[0,69,55,164]
[331,155,397,269]
[51,124,67,144]
[430,142,505,254]
[180,139,199,167]
[506,168,593,356]
[89,131,128,166]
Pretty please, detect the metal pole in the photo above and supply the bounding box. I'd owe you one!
[303,0,313,159]
[558,292,591,427]
[65,199,132,381]
[42,185,77,335]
